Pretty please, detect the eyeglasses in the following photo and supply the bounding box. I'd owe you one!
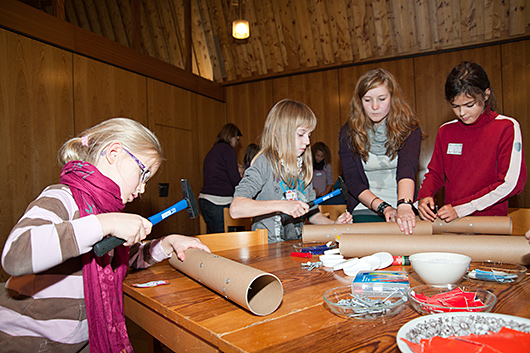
[122,147,151,184]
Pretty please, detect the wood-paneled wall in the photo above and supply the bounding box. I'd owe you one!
[502,40,530,207]
[0,28,225,281]
[0,29,74,282]
[226,40,530,210]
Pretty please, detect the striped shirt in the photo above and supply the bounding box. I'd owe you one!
[0,184,170,352]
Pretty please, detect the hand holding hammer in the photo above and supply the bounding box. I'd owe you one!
[281,176,349,223]
[93,179,199,257]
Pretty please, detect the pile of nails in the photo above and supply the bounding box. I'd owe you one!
[336,289,407,319]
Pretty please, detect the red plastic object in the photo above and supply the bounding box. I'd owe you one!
[290,251,312,258]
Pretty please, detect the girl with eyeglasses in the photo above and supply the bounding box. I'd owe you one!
[0,117,209,352]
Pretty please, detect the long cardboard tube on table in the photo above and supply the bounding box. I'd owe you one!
[169,249,283,316]
[302,217,513,243]
[432,216,512,234]
[338,233,530,265]
[301,221,433,243]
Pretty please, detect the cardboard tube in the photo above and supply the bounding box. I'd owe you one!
[302,221,433,243]
[431,216,512,234]
[338,233,530,265]
[169,249,283,316]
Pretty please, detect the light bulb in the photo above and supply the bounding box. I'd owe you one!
[232,20,250,39]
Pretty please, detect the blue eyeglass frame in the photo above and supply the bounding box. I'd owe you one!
[122,147,151,184]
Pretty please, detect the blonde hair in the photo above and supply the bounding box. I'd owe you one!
[58,117,162,166]
[348,68,420,162]
[257,99,317,188]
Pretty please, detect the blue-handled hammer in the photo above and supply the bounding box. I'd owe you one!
[281,176,348,223]
[93,179,198,257]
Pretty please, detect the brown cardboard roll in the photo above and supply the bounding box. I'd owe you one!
[338,233,530,265]
[432,216,512,234]
[301,221,433,243]
[169,249,283,316]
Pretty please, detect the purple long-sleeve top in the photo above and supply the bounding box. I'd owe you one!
[200,142,242,196]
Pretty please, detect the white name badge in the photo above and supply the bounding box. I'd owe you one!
[447,143,463,155]
[284,190,298,201]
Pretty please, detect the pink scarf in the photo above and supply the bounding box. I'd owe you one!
[60,161,133,353]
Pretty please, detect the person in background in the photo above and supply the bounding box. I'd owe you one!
[199,123,242,233]
[339,68,422,234]
[230,99,352,243]
[312,142,334,197]
[418,61,526,222]
[239,142,260,176]
[0,117,209,353]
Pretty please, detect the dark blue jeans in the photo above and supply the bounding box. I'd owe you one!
[199,198,229,234]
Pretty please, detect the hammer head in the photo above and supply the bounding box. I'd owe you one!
[337,176,349,203]
[181,179,199,219]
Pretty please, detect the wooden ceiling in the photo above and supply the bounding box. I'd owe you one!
[22,0,530,85]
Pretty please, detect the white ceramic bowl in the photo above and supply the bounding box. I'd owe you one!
[410,252,471,284]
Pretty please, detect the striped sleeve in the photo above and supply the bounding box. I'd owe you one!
[2,185,103,276]
[454,116,527,217]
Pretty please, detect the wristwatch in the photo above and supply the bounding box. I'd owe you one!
[397,198,419,216]
[397,198,414,207]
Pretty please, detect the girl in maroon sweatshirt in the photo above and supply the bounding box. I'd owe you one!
[418,62,527,222]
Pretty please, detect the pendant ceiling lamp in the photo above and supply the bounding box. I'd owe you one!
[232,0,249,39]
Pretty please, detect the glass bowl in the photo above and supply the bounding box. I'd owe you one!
[293,242,336,255]
[464,261,527,284]
[407,284,497,315]
[323,284,407,320]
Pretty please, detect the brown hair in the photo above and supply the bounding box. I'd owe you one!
[348,68,420,162]
[312,142,331,165]
[215,123,242,144]
[243,143,260,167]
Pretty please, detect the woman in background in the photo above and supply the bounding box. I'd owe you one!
[199,123,242,233]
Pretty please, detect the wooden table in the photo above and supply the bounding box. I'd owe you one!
[123,241,530,352]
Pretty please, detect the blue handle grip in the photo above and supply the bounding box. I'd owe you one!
[148,199,188,225]
[93,199,190,257]
[310,188,342,206]
[281,188,343,223]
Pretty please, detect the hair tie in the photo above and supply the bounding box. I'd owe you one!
[81,136,89,147]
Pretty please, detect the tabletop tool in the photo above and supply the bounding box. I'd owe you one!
[93,179,199,257]
[281,176,349,223]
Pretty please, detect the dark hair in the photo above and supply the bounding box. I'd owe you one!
[215,123,242,144]
[445,61,498,111]
[243,143,260,167]
[312,142,331,165]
